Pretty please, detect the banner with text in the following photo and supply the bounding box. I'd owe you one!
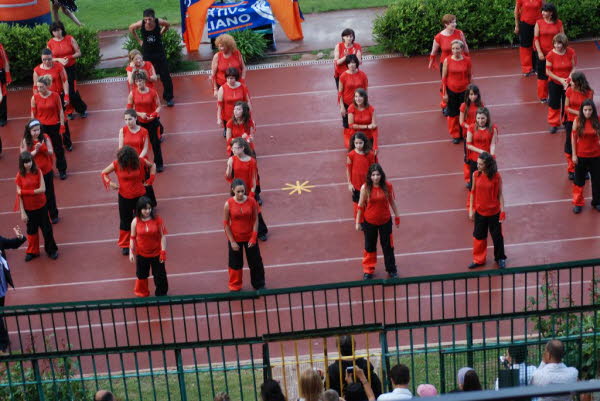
[207,0,274,38]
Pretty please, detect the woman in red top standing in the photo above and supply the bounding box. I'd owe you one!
[348,88,378,151]
[468,152,506,269]
[545,33,576,133]
[339,54,368,131]
[129,196,168,297]
[0,41,11,129]
[333,28,362,89]
[47,22,87,119]
[571,100,600,214]
[128,70,163,172]
[466,107,498,189]
[355,163,401,280]
[218,67,251,138]
[119,109,149,159]
[564,72,593,180]
[16,152,59,261]
[460,85,484,184]
[442,40,472,144]
[31,75,68,180]
[101,146,156,255]
[534,3,564,102]
[224,178,266,292]
[226,101,255,154]
[211,34,246,97]
[514,0,543,76]
[126,49,157,92]
[347,132,376,217]
[20,120,59,224]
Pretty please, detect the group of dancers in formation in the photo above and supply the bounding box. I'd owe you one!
[2,1,600,297]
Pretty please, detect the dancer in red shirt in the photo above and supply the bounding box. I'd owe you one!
[211,34,246,96]
[226,101,255,154]
[16,152,59,261]
[468,152,506,269]
[571,100,600,214]
[348,88,378,151]
[347,132,376,217]
[129,196,168,297]
[20,120,59,224]
[338,54,368,130]
[119,109,149,159]
[442,40,472,143]
[355,164,401,280]
[0,42,11,129]
[466,107,498,189]
[534,3,564,102]
[224,178,266,291]
[564,72,593,180]
[333,28,362,89]
[47,21,87,119]
[31,75,68,180]
[218,68,251,138]
[460,85,484,184]
[514,0,543,76]
[126,49,157,92]
[101,146,157,255]
[545,33,576,133]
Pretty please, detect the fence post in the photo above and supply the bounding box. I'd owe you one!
[175,349,188,401]
[32,359,46,401]
[379,331,389,392]
[262,342,271,380]
[439,351,446,393]
[466,323,474,368]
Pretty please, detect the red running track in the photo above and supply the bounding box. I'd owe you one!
[0,43,599,306]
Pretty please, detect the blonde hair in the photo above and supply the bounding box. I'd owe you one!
[128,49,142,62]
[451,39,465,50]
[298,369,323,401]
[553,33,568,47]
[442,14,456,26]
[215,34,237,52]
[37,74,53,87]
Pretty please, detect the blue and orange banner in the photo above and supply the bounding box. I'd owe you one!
[206,0,274,38]
[0,0,51,25]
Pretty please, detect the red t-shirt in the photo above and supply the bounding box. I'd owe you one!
[113,160,147,199]
[126,61,155,90]
[226,119,255,152]
[339,70,368,106]
[230,156,257,190]
[517,0,543,25]
[0,44,6,69]
[34,63,66,94]
[33,92,62,125]
[348,104,379,149]
[468,124,496,162]
[446,56,471,93]
[535,18,563,55]
[26,135,53,175]
[573,119,600,158]
[364,183,394,226]
[134,216,166,257]
[16,170,46,211]
[565,88,594,122]
[473,172,502,216]
[47,36,77,67]
[334,42,362,78]
[546,47,576,85]
[434,29,466,62]
[216,50,244,87]
[131,87,159,124]
[227,196,258,243]
[347,150,376,192]
[221,83,249,122]
[122,125,148,156]
[460,102,482,129]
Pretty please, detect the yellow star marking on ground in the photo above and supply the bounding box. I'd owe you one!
[282,180,316,195]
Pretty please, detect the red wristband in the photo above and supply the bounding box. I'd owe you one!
[394,216,400,226]
[101,173,110,190]
[145,173,155,186]
[249,231,258,245]
[21,189,35,195]
[500,211,506,221]
[159,250,166,262]
[64,94,70,102]
[126,103,133,109]
[59,124,66,134]
[5,71,11,84]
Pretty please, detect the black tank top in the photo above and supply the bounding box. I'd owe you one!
[141,18,164,56]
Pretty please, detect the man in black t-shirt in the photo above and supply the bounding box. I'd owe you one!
[129,9,174,106]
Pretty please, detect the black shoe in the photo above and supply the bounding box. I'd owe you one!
[586,172,590,180]
[258,233,268,241]
[25,253,39,262]
[468,262,484,269]
[387,271,398,279]
[59,172,67,180]
[80,111,88,118]
[121,248,129,255]
[452,137,461,144]
[67,113,74,120]
[595,205,600,212]
[48,252,58,260]
[540,98,548,104]
[568,172,575,181]
[363,273,374,280]
[573,206,583,214]
[156,166,164,173]
[524,70,536,77]
[442,107,449,117]
[51,216,60,224]
[258,198,263,206]
[549,126,558,134]
[497,259,506,269]
[465,182,472,190]
[0,120,6,127]
[254,285,266,291]
[66,145,73,152]
[166,99,174,107]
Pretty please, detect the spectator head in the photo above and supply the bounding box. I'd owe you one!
[261,379,286,401]
[323,389,340,401]
[338,335,355,357]
[344,382,367,401]
[457,367,472,389]
[299,368,323,401]
[389,364,410,386]
[214,393,230,401]
[416,384,438,397]
[94,390,115,401]
[462,370,482,392]
[545,340,565,363]
[508,345,528,364]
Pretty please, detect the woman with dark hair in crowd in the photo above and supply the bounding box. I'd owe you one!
[338,54,368,130]
[468,152,506,269]
[129,196,168,297]
[347,132,376,217]
[564,72,594,180]
[119,109,149,159]
[355,163,400,280]
[534,3,564,102]
[226,101,255,154]
[571,99,600,214]
[126,49,157,92]
[47,21,87,119]
[545,33,576,134]
[466,107,498,189]
[20,120,59,224]
[101,145,156,255]
[211,33,246,97]
[16,152,58,261]
[218,67,251,138]
[0,40,11,129]
[462,370,483,391]
[348,88,378,152]
[223,178,266,291]
[460,85,484,184]
[442,39,472,144]
[514,0,543,76]
[334,28,362,89]
[261,379,286,401]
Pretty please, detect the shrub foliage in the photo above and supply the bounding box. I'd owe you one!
[230,29,268,62]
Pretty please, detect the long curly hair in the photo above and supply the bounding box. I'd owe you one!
[478,152,497,179]
[117,146,140,170]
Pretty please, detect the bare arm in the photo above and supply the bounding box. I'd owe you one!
[346,156,353,192]
[217,87,224,125]
[70,37,82,59]
[60,68,69,97]
[514,2,521,32]
[147,63,158,82]
[225,157,233,180]
[534,23,543,59]
[388,192,400,222]
[498,177,505,214]
[157,18,170,35]
[45,134,54,155]
[571,119,578,164]
[469,173,476,219]
[30,96,36,119]
[223,202,238,250]
[129,218,137,262]
[211,53,219,94]
[118,128,124,148]
[490,126,498,156]
[129,21,143,45]
[355,185,367,231]
[140,135,149,159]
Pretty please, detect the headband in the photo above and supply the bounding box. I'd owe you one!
[29,119,41,128]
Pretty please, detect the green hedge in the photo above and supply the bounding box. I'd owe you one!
[230,29,268,62]
[373,0,600,56]
[123,29,184,71]
[0,24,101,83]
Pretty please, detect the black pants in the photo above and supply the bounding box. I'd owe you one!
[43,171,59,220]
[447,88,465,118]
[145,54,173,102]
[334,76,340,89]
[139,119,163,169]
[26,205,58,255]
[564,121,573,155]
[574,157,600,206]
[519,21,537,70]
[136,255,168,296]
[473,212,506,261]
[537,59,548,81]
[64,65,87,114]
[352,188,360,203]
[342,103,349,129]
[41,124,67,174]
[362,219,397,273]
[228,241,265,289]
[257,213,268,237]
[548,81,565,112]
[58,92,73,149]
[467,159,478,188]
[118,194,139,233]
[0,69,6,124]
[0,296,8,352]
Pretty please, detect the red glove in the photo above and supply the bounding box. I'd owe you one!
[394,216,400,226]
[59,124,66,134]
[249,231,258,246]
[5,71,11,85]
[145,173,155,186]
[64,94,70,103]
[148,112,158,119]
[101,173,110,190]
[20,189,35,195]
[159,250,166,262]
[500,211,506,222]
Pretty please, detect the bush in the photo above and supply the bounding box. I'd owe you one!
[373,0,600,56]
[123,29,184,71]
[230,29,268,62]
[0,24,101,83]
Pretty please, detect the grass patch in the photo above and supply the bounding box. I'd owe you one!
[300,0,394,14]
[290,54,302,61]
[364,44,388,55]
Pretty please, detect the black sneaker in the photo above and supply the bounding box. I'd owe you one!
[51,216,60,224]
[258,233,268,241]
[549,126,558,134]
[452,137,461,144]
[80,111,88,118]
[121,248,129,255]
[363,273,374,280]
[59,172,67,180]
[573,205,583,214]
[0,120,6,127]
[67,113,74,120]
[442,107,449,117]
[540,98,548,104]
[166,99,174,107]
[595,205,600,212]
[497,259,507,269]
[25,253,39,262]
[388,271,398,279]
[66,145,73,152]
[568,172,575,181]
[156,166,164,173]
[468,262,484,269]
[48,252,59,260]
